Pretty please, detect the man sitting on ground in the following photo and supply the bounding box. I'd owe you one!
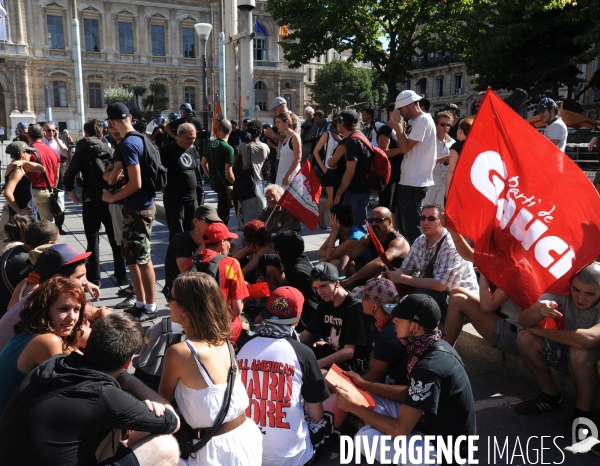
[184,222,248,342]
[340,207,410,290]
[515,263,600,435]
[300,263,371,373]
[0,313,180,466]
[238,286,334,466]
[385,203,478,316]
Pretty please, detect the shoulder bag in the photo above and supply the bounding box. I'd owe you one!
[176,340,241,459]
[232,143,257,201]
[208,142,234,208]
[33,151,64,216]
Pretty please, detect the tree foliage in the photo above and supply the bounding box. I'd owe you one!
[140,82,169,121]
[103,83,169,121]
[103,87,134,107]
[311,60,387,112]
[267,0,464,97]
[454,1,594,102]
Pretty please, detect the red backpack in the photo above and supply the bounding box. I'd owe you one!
[349,132,391,192]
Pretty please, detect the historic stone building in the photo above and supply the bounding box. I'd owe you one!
[0,0,308,135]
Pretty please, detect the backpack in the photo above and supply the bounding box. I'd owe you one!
[349,132,391,192]
[134,317,186,391]
[79,142,112,204]
[123,131,168,193]
[186,254,226,286]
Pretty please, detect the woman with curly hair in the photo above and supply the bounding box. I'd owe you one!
[0,276,86,414]
[0,215,34,255]
[159,273,262,465]
[233,219,276,280]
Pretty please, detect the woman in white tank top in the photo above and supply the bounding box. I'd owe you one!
[312,121,342,229]
[274,112,301,187]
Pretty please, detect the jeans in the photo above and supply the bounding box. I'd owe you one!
[344,190,371,229]
[395,184,428,245]
[164,198,197,241]
[215,186,231,225]
[82,202,126,283]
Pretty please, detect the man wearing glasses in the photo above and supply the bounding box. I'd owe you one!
[385,203,478,316]
[423,111,455,207]
[340,207,410,290]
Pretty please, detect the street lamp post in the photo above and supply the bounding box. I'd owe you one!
[72,0,85,135]
[195,23,212,133]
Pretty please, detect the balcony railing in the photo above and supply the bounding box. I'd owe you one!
[254,60,283,69]
[412,54,461,70]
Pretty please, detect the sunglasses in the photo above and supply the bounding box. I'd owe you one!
[197,217,214,224]
[420,216,439,222]
[367,217,389,224]
[438,123,451,127]
[166,289,177,303]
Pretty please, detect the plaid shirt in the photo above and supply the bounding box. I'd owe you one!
[401,229,479,292]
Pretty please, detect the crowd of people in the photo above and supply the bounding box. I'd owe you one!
[0,89,598,466]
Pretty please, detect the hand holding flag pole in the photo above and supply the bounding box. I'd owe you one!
[365,220,395,271]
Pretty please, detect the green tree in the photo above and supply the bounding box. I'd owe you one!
[311,60,382,113]
[140,82,169,121]
[267,0,464,97]
[103,86,134,107]
[455,1,594,102]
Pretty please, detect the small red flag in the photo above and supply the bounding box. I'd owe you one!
[365,220,395,271]
[278,161,322,231]
[446,89,600,309]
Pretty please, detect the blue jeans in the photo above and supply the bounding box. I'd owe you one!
[344,190,371,230]
[395,184,428,245]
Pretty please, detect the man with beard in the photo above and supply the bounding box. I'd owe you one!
[340,207,410,290]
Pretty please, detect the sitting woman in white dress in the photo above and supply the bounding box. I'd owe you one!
[159,272,263,465]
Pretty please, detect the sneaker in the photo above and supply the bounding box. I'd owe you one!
[515,393,564,415]
[563,408,596,441]
[117,284,135,296]
[137,310,159,322]
[114,295,136,309]
[122,302,144,317]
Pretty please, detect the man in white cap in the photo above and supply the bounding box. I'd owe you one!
[388,90,437,245]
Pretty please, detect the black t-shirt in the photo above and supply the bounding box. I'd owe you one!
[403,340,476,438]
[373,318,408,385]
[0,245,29,318]
[0,353,178,466]
[450,139,465,157]
[344,134,371,194]
[159,141,198,202]
[284,258,320,329]
[448,122,459,141]
[306,294,370,362]
[368,230,405,269]
[151,126,166,148]
[164,231,198,289]
[377,124,403,183]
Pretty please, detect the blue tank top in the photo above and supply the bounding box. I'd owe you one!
[0,332,36,415]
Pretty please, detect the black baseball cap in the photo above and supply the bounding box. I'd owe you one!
[311,263,341,282]
[338,110,359,127]
[106,102,131,120]
[391,294,441,330]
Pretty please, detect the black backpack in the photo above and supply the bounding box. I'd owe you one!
[79,143,112,204]
[186,254,226,285]
[123,131,168,193]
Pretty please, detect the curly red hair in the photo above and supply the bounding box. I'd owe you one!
[243,219,272,247]
[14,276,87,351]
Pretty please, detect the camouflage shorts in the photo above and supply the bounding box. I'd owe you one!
[121,206,155,265]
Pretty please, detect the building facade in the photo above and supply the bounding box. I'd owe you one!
[0,0,308,135]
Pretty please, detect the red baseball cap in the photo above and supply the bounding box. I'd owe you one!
[260,286,304,325]
[202,223,238,243]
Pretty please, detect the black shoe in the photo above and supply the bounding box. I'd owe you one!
[563,408,596,441]
[115,276,128,287]
[116,298,139,312]
[137,310,159,322]
[515,392,563,415]
[117,284,135,296]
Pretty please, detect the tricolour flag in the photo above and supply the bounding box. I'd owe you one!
[254,19,269,38]
[278,161,322,231]
[446,89,600,310]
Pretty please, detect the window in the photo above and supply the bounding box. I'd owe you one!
[436,75,444,97]
[416,78,426,97]
[53,81,67,107]
[184,87,196,110]
[182,27,195,58]
[404,80,411,91]
[151,25,165,56]
[118,22,133,54]
[88,83,102,108]
[84,19,100,52]
[308,68,312,82]
[47,15,65,49]
[255,81,267,111]
[253,38,266,61]
[284,94,292,111]
[454,73,463,95]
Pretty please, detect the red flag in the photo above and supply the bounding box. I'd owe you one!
[365,220,395,271]
[446,89,600,310]
[277,161,322,231]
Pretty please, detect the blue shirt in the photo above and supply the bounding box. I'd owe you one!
[0,332,36,415]
[121,136,155,211]
[338,225,371,264]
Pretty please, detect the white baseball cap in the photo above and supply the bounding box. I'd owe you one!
[394,90,422,109]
